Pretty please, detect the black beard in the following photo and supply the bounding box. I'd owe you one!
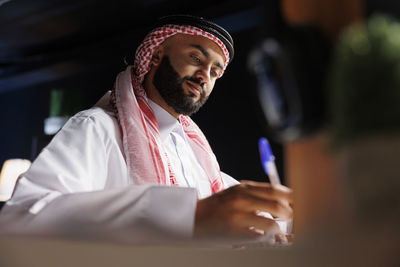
[153,56,209,116]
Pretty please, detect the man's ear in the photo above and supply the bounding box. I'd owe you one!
[151,46,164,66]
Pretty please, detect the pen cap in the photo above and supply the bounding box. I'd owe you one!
[258,137,275,163]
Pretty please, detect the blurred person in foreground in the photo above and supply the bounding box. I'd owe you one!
[284,13,400,266]
[327,12,400,250]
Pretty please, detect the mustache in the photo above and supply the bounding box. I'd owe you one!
[184,76,205,91]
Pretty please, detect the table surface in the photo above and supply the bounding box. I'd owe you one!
[1,226,399,267]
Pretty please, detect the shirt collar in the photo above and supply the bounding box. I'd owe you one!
[147,99,182,141]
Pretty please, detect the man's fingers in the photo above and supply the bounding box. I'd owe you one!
[238,180,293,204]
[194,180,294,239]
[227,212,281,237]
[274,232,289,244]
[225,182,293,220]
[236,196,293,220]
[245,213,280,233]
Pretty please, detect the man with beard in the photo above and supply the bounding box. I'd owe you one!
[0,15,293,245]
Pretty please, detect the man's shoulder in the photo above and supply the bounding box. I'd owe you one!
[56,91,119,139]
[74,91,116,124]
[67,105,118,131]
[74,105,114,119]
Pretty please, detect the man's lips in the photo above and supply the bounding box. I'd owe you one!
[186,80,202,96]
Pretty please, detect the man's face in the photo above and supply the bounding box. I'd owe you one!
[152,34,226,116]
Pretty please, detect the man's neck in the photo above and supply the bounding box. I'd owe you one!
[143,73,180,119]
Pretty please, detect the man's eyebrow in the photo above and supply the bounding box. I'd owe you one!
[190,44,224,70]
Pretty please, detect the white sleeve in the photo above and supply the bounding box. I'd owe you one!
[0,109,197,244]
[221,172,240,188]
[0,185,197,244]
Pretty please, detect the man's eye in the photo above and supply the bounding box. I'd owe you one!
[211,70,218,77]
[191,55,201,63]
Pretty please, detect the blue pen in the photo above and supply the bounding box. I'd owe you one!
[258,137,281,186]
[258,137,293,234]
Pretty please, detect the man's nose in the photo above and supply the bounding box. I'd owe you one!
[194,67,211,84]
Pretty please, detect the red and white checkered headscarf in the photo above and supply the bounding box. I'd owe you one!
[133,24,230,84]
[111,24,229,194]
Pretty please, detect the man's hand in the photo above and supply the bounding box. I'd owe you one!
[194,180,293,239]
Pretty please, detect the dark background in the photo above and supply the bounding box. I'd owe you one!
[1,0,398,184]
[0,0,287,183]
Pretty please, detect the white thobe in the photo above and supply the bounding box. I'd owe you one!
[0,93,238,244]
[147,99,220,199]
